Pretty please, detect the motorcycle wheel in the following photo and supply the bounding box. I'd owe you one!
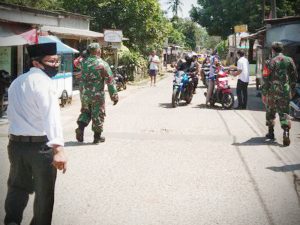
[172,88,179,108]
[185,84,194,104]
[123,82,127,90]
[222,93,234,109]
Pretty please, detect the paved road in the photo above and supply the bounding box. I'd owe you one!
[0,74,300,225]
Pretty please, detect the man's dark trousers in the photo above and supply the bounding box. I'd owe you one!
[236,79,249,108]
[4,140,57,225]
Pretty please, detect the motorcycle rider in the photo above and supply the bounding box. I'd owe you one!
[201,56,210,83]
[191,54,201,93]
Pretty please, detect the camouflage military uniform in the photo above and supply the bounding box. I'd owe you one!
[262,53,297,129]
[77,55,118,134]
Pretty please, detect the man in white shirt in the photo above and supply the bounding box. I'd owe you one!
[233,49,250,109]
[4,43,67,225]
[148,50,160,86]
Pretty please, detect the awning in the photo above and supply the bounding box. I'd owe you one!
[0,22,37,46]
[38,35,79,54]
[41,25,103,39]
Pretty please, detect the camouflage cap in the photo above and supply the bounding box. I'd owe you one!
[88,42,101,50]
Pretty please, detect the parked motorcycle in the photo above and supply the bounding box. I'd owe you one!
[204,68,234,109]
[289,85,300,119]
[172,70,194,108]
[111,65,128,91]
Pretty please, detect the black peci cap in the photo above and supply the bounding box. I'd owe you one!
[27,43,57,58]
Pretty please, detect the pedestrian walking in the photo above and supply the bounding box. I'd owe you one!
[148,50,160,86]
[0,69,10,117]
[75,42,118,144]
[262,41,298,146]
[4,43,67,225]
[232,49,250,109]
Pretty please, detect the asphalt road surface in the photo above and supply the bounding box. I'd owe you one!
[0,73,300,225]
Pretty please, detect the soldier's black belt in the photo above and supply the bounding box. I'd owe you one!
[9,134,48,143]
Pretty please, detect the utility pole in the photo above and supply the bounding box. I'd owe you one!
[270,0,277,18]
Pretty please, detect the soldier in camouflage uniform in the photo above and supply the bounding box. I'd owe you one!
[262,42,298,146]
[75,43,118,144]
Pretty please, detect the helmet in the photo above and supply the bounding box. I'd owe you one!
[184,53,193,63]
[177,58,186,71]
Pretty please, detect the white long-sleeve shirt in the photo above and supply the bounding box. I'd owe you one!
[8,67,64,147]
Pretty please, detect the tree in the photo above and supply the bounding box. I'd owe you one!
[62,0,171,55]
[167,0,183,18]
[2,0,62,9]
[190,0,300,39]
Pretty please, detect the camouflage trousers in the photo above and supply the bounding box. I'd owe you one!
[77,94,106,133]
[265,95,290,128]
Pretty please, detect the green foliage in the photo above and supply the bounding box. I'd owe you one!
[168,18,213,51]
[167,0,183,17]
[268,0,300,17]
[2,0,63,9]
[118,51,147,81]
[215,40,228,60]
[62,0,171,56]
[191,0,300,38]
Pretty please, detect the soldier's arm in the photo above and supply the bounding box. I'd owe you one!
[288,58,298,97]
[102,66,118,102]
[261,61,272,96]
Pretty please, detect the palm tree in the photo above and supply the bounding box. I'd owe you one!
[167,0,183,18]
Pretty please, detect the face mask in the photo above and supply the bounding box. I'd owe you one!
[41,63,59,78]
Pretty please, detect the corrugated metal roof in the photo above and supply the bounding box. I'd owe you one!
[41,26,103,39]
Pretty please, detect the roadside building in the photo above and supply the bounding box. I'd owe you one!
[0,2,103,78]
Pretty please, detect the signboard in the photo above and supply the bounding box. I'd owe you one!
[104,29,123,43]
[0,47,11,74]
[234,24,248,33]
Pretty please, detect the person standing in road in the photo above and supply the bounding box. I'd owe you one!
[4,43,67,225]
[232,49,250,109]
[148,50,160,86]
[75,43,118,144]
[205,50,219,107]
[262,42,298,146]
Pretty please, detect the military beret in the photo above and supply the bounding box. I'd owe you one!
[88,42,101,50]
[27,43,57,58]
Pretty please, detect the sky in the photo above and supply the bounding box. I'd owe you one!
[159,0,199,18]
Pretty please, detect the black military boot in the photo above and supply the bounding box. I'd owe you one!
[75,122,86,142]
[265,125,275,140]
[283,126,290,146]
[93,132,105,144]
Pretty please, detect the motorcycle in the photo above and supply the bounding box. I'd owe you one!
[111,65,128,91]
[172,70,194,108]
[289,85,300,119]
[205,68,234,109]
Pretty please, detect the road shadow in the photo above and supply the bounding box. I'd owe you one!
[266,164,300,172]
[232,136,283,147]
[64,141,96,147]
[193,103,227,110]
[159,102,187,109]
